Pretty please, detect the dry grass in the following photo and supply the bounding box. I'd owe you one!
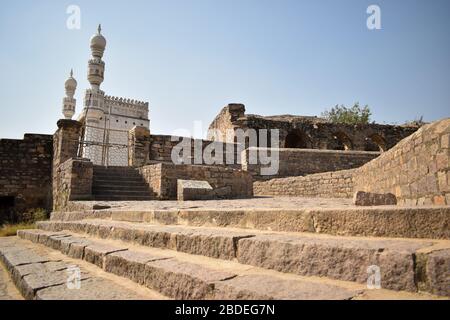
[0,223,36,237]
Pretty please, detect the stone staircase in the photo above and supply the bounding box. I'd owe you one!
[92,166,155,201]
[1,208,448,300]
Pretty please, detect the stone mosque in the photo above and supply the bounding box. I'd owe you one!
[62,25,150,166]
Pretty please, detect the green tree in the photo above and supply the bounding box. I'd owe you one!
[321,103,371,125]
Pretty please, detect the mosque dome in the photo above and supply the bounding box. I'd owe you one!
[90,24,106,58]
[65,69,77,91]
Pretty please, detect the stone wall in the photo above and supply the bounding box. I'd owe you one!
[209,104,418,151]
[149,134,241,169]
[139,162,253,200]
[53,158,93,210]
[254,118,450,206]
[353,118,450,206]
[0,134,53,222]
[52,119,91,211]
[254,170,355,198]
[242,147,379,180]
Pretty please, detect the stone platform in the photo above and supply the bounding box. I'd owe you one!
[54,197,450,240]
[1,196,449,300]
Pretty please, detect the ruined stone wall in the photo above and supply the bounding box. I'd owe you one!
[208,104,418,152]
[52,119,92,211]
[353,118,450,205]
[0,134,53,222]
[242,148,379,180]
[149,134,241,169]
[254,118,450,206]
[139,162,253,200]
[53,158,93,210]
[253,170,355,198]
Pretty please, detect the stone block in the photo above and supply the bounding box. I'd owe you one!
[353,191,397,206]
[144,259,235,299]
[177,179,214,201]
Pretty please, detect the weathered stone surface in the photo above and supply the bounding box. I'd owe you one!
[177,179,214,201]
[0,259,22,300]
[212,274,361,300]
[0,237,165,300]
[236,233,435,292]
[426,249,450,297]
[38,220,256,260]
[35,277,150,300]
[353,191,397,206]
[0,134,53,222]
[104,250,171,285]
[144,259,235,299]
[139,162,253,200]
[84,243,128,268]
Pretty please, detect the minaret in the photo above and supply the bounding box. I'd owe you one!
[81,25,108,165]
[87,24,106,90]
[83,24,107,124]
[62,69,77,119]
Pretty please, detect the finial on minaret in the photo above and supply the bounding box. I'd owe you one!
[98,24,102,34]
[63,70,77,119]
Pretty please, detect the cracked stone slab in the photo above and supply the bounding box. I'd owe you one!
[20,267,89,300]
[212,274,362,300]
[144,259,236,299]
[104,250,172,285]
[84,243,128,268]
[39,220,256,260]
[35,277,151,300]
[237,233,437,292]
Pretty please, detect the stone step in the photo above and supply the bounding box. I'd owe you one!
[98,206,449,240]
[92,195,155,201]
[0,236,168,300]
[15,229,445,300]
[93,174,144,181]
[93,176,146,183]
[35,219,450,296]
[93,166,140,173]
[92,189,152,196]
[92,185,150,192]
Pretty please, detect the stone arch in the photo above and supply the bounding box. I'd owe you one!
[333,132,353,150]
[365,133,387,152]
[284,130,312,148]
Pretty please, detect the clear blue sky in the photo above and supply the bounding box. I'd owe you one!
[1,0,449,139]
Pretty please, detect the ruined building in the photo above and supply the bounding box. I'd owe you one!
[0,26,449,300]
[208,104,417,151]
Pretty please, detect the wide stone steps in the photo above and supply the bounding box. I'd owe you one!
[0,236,168,300]
[86,206,448,240]
[13,229,446,300]
[91,166,155,201]
[35,219,450,297]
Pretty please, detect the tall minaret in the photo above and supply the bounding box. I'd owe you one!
[62,69,77,119]
[87,24,106,90]
[83,24,107,124]
[81,25,108,165]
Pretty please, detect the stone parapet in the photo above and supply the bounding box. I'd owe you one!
[139,162,253,200]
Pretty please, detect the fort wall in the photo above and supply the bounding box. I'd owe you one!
[242,148,379,180]
[0,134,53,222]
[254,118,450,206]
